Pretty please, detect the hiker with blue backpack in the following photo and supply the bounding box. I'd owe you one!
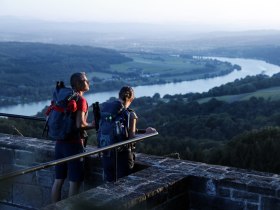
[48,72,95,202]
[97,86,156,182]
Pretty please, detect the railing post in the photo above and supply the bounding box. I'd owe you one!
[114,148,118,182]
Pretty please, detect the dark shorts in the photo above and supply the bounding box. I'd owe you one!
[54,142,85,182]
[102,150,135,182]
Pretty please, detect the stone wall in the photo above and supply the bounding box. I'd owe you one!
[0,133,103,209]
[1,133,280,210]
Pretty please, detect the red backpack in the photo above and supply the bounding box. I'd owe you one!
[44,81,80,140]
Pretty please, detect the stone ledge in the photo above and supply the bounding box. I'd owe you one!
[42,153,280,210]
[1,134,280,210]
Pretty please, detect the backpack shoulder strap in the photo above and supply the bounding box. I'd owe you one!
[127,108,138,120]
[56,88,79,105]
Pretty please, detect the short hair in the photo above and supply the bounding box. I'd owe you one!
[119,86,134,102]
[70,72,86,89]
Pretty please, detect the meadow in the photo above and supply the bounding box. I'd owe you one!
[108,53,237,82]
[197,86,280,103]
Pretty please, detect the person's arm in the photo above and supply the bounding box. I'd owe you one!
[75,97,95,130]
[127,109,139,139]
[136,127,157,134]
[145,127,157,133]
[76,110,95,130]
[128,115,137,139]
[136,128,146,134]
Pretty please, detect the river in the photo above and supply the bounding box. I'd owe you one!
[1,57,280,116]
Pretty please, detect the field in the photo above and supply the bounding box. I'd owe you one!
[197,86,280,103]
[104,53,237,82]
[87,72,112,80]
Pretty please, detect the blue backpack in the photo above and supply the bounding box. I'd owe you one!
[45,82,80,140]
[97,100,130,149]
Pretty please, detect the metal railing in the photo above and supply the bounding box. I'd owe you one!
[0,112,158,181]
[0,113,45,121]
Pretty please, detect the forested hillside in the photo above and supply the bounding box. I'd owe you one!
[133,74,280,173]
[165,73,280,101]
[217,127,280,174]
[136,101,280,174]
[0,42,131,105]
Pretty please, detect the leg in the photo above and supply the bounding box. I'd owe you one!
[117,150,135,179]
[67,144,85,196]
[69,181,81,197]
[102,154,115,182]
[51,179,64,203]
[52,143,67,203]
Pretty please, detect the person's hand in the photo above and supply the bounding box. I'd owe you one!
[145,127,156,134]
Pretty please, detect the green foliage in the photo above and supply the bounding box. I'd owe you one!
[165,73,280,102]
[0,118,46,138]
[218,127,280,174]
[131,82,280,174]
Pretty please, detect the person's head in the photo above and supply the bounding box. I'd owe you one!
[70,72,90,92]
[119,86,134,108]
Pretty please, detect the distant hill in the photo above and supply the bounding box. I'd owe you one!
[201,45,280,66]
[0,41,131,105]
[1,17,280,52]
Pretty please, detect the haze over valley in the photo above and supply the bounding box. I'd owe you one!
[1,16,280,53]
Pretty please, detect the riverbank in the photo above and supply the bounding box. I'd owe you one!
[1,57,280,116]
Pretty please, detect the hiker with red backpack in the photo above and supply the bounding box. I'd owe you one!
[97,86,156,182]
[48,72,95,202]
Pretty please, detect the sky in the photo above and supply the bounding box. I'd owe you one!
[0,0,280,30]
